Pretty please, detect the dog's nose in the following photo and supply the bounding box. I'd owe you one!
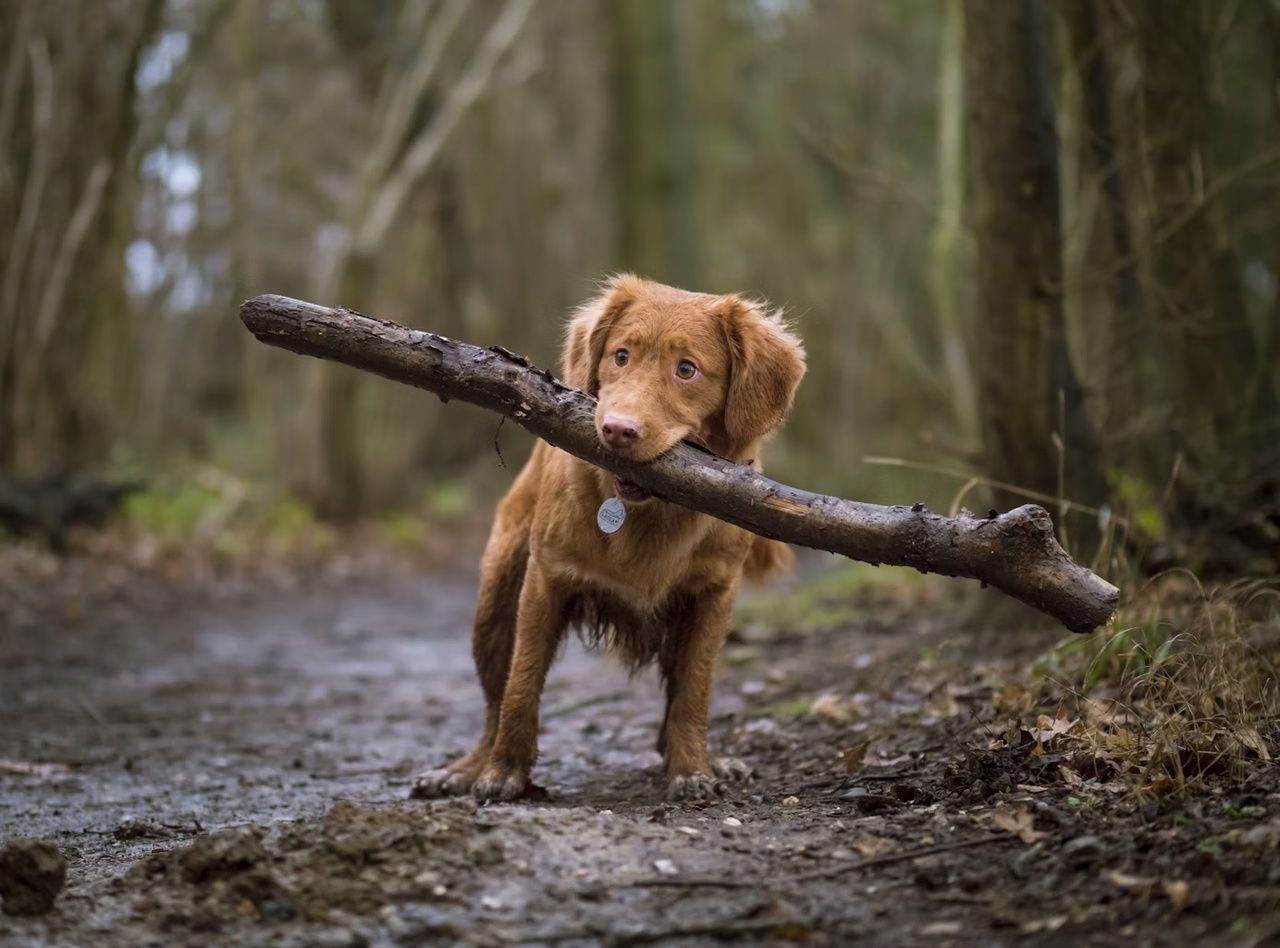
[601,414,641,449]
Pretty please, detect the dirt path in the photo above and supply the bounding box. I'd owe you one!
[1,560,1277,946]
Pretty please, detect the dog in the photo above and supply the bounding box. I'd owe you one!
[412,275,806,801]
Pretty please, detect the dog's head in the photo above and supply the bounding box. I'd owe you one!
[563,275,805,502]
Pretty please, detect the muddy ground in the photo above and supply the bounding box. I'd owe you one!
[1,541,1278,946]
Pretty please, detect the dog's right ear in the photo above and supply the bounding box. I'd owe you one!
[562,275,640,396]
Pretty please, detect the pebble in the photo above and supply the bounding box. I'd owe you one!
[1062,835,1106,865]
[723,817,743,827]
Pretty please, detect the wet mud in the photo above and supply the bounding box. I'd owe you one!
[1,558,1277,945]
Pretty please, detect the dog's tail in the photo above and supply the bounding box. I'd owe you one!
[743,535,794,585]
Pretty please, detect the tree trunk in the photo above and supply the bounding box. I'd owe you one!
[609,0,699,285]
[1121,2,1264,482]
[963,0,1105,544]
[240,293,1120,633]
[1057,0,1155,471]
[0,0,160,475]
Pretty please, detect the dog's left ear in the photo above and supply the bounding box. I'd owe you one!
[719,296,806,445]
[562,275,641,395]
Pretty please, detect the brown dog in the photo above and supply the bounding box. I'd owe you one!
[412,275,806,801]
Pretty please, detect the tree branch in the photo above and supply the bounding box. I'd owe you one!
[239,294,1120,633]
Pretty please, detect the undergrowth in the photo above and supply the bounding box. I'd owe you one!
[1026,575,1279,794]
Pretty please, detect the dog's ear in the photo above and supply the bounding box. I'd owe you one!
[562,275,641,395]
[720,296,806,445]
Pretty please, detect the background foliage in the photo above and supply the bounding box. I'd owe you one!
[2,0,1277,577]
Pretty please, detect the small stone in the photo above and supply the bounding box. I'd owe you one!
[675,826,699,836]
[723,817,743,827]
[653,859,678,876]
[781,796,800,806]
[849,793,898,814]
[0,838,67,916]
[1062,835,1105,865]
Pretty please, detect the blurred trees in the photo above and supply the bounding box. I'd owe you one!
[0,0,162,475]
[1,0,1276,573]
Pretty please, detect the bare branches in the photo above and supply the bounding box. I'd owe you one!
[354,0,536,257]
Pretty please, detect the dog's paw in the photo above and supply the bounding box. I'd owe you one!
[667,771,726,802]
[409,768,474,800]
[711,756,754,783]
[471,764,529,803]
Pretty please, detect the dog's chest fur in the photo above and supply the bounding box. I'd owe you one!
[554,488,731,670]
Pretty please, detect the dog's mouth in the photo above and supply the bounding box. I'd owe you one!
[614,478,652,504]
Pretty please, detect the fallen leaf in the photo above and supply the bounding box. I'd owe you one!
[1138,777,1177,798]
[781,795,800,806]
[1030,713,1077,745]
[1163,879,1189,912]
[810,693,857,723]
[839,742,870,774]
[1105,869,1155,892]
[1016,784,1050,794]
[991,807,1045,844]
[853,836,894,858]
[1020,916,1068,934]
[1058,765,1084,789]
[1234,728,1272,762]
[921,921,962,936]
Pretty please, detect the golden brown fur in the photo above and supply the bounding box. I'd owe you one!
[412,275,805,802]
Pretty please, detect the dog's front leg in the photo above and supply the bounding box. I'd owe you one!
[471,561,567,802]
[662,582,748,801]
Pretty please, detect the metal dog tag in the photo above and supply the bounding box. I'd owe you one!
[596,496,626,534]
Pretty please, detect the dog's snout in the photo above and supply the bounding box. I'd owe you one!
[601,414,641,449]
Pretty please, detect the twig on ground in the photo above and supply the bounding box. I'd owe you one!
[622,834,1015,891]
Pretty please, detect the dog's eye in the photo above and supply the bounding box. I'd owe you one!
[675,359,699,381]
[614,348,629,367]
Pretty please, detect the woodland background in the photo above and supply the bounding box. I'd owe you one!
[2,0,1278,578]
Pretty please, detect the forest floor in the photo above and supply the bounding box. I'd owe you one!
[1,527,1278,947]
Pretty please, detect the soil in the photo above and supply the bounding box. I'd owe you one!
[1,544,1278,946]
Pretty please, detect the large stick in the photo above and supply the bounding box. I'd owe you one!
[240,295,1119,633]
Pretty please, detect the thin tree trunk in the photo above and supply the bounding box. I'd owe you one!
[1121,2,1261,480]
[610,0,699,286]
[929,0,978,443]
[963,0,1105,537]
[1058,0,1154,469]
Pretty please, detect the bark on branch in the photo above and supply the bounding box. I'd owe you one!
[240,294,1120,633]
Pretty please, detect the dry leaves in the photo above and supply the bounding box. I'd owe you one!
[1103,871,1189,911]
[839,741,870,774]
[810,693,860,723]
[990,807,1045,844]
[852,835,895,859]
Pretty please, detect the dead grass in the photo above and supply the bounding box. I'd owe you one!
[1026,575,1279,795]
